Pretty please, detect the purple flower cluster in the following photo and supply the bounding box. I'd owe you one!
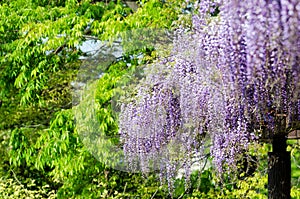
[200,0,300,172]
[119,62,182,174]
[118,0,300,186]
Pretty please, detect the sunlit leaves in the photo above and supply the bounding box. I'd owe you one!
[0,0,188,106]
[0,0,192,197]
[0,1,112,105]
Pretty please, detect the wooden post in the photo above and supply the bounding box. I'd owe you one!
[268,136,291,199]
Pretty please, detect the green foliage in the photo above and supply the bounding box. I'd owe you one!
[0,0,187,105]
[92,0,183,39]
[0,0,190,198]
[288,140,300,186]
[0,177,56,199]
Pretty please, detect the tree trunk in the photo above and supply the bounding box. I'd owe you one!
[268,136,291,199]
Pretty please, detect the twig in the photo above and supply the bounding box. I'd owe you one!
[10,169,23,186]
[150,188,158,199]
[123,182,127,195]
[197,154,209,190]
[83,35,99,40]
[177,192,186,199]
[53,44,66,55]
[20,124,44,128]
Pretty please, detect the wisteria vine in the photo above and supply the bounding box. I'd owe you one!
[118,0,300,188]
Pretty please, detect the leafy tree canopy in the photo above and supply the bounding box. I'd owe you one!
[0,0,191,198]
